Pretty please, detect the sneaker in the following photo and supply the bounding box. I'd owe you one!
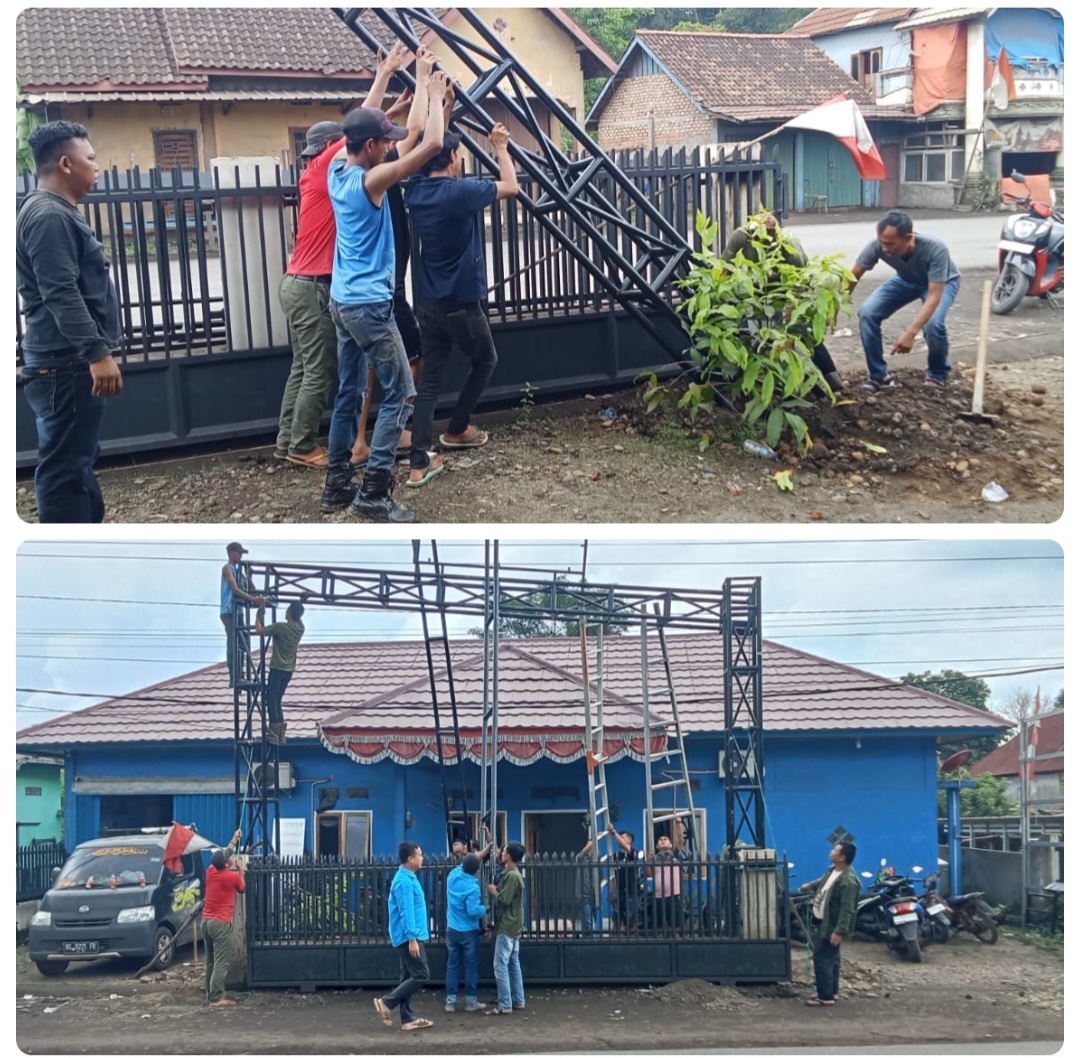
[860,374,898,392]
[445,1001,457,1012]
[465,1001,484,1012]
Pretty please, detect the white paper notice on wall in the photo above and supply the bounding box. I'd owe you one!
[277,818,306,858]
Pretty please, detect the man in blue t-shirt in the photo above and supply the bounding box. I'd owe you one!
[402,123,519,488]
[850,209,961,391]
[320,68,448,524]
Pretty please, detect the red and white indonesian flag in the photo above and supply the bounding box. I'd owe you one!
[162,822,215,873]
[780,94,887,181]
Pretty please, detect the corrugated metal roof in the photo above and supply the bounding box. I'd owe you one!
[969,711,1063,778]
[631,30,878,115]
[786,8,916,39]
[15,634,1008,751]
[894,8,989,30]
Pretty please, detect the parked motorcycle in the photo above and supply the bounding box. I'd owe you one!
[855,860,926,963]
[991,170,1064,315]
[921,872,999,944]
[915,874,952,945]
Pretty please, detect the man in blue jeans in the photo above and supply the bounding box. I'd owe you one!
[850,209,961,391]
[320,70,448,523]
[16,120,124,522]
[402,123,519,488]
[444,852,486,1013]
[486,840,526,1015]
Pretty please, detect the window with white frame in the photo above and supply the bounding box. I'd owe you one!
[902,125,967,184]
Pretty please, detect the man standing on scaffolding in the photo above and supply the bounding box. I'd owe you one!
[254,600,305,745]
[220,543,266,689]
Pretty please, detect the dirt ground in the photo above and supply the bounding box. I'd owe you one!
[15,268,1064,525]
[14,930,1063,1054]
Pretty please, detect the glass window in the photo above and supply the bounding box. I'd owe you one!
[951,150,967,181]
[55,845,163,888]
[904,154,923,182]
[926,153,947,182]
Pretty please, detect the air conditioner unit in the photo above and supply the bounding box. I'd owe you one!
[718,749,759,782]
[251,761,297,791]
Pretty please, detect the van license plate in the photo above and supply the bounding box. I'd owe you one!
[62,941,100,954]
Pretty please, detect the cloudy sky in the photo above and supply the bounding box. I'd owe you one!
[14,536,1063,736]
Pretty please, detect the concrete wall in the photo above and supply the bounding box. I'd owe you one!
[811,24,912,87]
[937,845,1062,909]
[596,73,715,152]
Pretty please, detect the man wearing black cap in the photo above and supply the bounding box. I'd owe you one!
[220,543,266,688]
[320,69,448,524]
[275,43,410,469]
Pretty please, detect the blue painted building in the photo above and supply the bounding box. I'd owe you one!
[16,634,1006,883]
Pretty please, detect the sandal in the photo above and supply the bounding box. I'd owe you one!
[272,447,289,462]
[485,1007,513,1016]
[806,997,836,1007]
[439,426,489,449]
[401,1018,433,1031]
[406,453,445,489]
[286,445,329,468]
[373,997,392,1026]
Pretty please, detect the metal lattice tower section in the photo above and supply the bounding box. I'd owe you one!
[334,7,695,364]
[235,557,766,858]
[722,577,765,852]
[229,587,282,857]
[412,541,471,851]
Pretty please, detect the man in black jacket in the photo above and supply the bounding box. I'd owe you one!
[17,120,123,522]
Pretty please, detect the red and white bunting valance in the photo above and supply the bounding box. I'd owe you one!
[320,729,668,767]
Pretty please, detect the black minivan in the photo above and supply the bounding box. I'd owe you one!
[29,832,204,977]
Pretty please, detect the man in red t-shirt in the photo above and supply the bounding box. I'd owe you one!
[276,43,414,470]
[202,831,245,1007]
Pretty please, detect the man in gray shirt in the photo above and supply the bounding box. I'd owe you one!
[850,209,961,391]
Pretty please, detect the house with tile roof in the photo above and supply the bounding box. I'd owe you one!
[969,709,1063,808]
[15,7,615,172]
[15,632,1008,880]
[585,29,914,212]
[785,7,1065,208]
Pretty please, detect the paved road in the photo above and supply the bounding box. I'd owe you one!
[790,214,1006,272]
[555,1046,1062,1056]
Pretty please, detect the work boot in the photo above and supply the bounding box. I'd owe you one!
[349,467,416,524]
[267,722,287,745]
[320,463,357,512]
[824,371,844,394]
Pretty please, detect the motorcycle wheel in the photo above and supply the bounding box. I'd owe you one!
[991,262,1029,315]
[932,919,950,944]
[905,936,923,962]
[970,910,999,944]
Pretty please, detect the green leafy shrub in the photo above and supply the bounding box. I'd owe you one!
[648,210,854,452]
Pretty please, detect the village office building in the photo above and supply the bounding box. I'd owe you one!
[16,635,1006,880]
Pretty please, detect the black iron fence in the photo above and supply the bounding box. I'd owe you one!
[17,842,67,902]
[243,853,792,987]
[16,148,783,464]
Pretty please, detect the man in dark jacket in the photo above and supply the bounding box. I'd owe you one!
[800,841,860,1006]
[17,120,123,522]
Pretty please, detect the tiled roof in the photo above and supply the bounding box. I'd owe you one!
[969,711,1063,778]
[16,7,388,89]
[893,8,989,30]
[634,30,877,115]
[785,8,915,38]
[15,634,1007,751]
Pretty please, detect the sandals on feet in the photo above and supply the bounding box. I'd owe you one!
[405,454,445,489]
[806,997,836,1006]
[373,997,392,1026]
[439,427,488,449]
[401,1018,433,1031]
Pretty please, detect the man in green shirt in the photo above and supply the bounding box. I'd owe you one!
[485,841,525,1015]
[799,841,860,1006]
[254,601,305,745]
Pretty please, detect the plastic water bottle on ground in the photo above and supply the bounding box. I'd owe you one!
[981,481,1009,503]
[742,439,778,460]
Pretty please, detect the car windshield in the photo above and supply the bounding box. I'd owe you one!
[54,846,164,888]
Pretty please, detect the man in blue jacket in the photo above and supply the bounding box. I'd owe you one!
[374,841,432,1031]
[444,852,486,1012]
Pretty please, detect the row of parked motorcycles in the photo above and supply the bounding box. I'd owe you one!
[788,858,999,964]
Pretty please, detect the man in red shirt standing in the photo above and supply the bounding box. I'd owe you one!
[202,831,245,1007]
[275,44,410,469]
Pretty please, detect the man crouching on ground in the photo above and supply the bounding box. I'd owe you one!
[320,70,449,523]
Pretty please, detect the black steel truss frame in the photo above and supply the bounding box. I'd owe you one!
[334,7,696,363]
[235,552,765,863]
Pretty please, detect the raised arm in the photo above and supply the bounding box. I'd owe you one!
[365,70,449,200]
[362,41,408,111]
[396,46,436,158]
[489,123,518,201]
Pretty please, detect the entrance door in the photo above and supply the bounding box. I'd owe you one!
[523,811,587,933]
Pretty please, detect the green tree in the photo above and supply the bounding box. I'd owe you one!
[1052,688,1064,710]
[711,8,813,33]
[902,669,1005,762]
[937,770,1018,817]
[16,81,45,173]
[469,578,631,638]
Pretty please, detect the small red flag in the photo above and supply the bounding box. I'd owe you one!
[163,823,196,874]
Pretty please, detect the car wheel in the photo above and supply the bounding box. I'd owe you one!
[34,960,69,977]
[151,926,175,970]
